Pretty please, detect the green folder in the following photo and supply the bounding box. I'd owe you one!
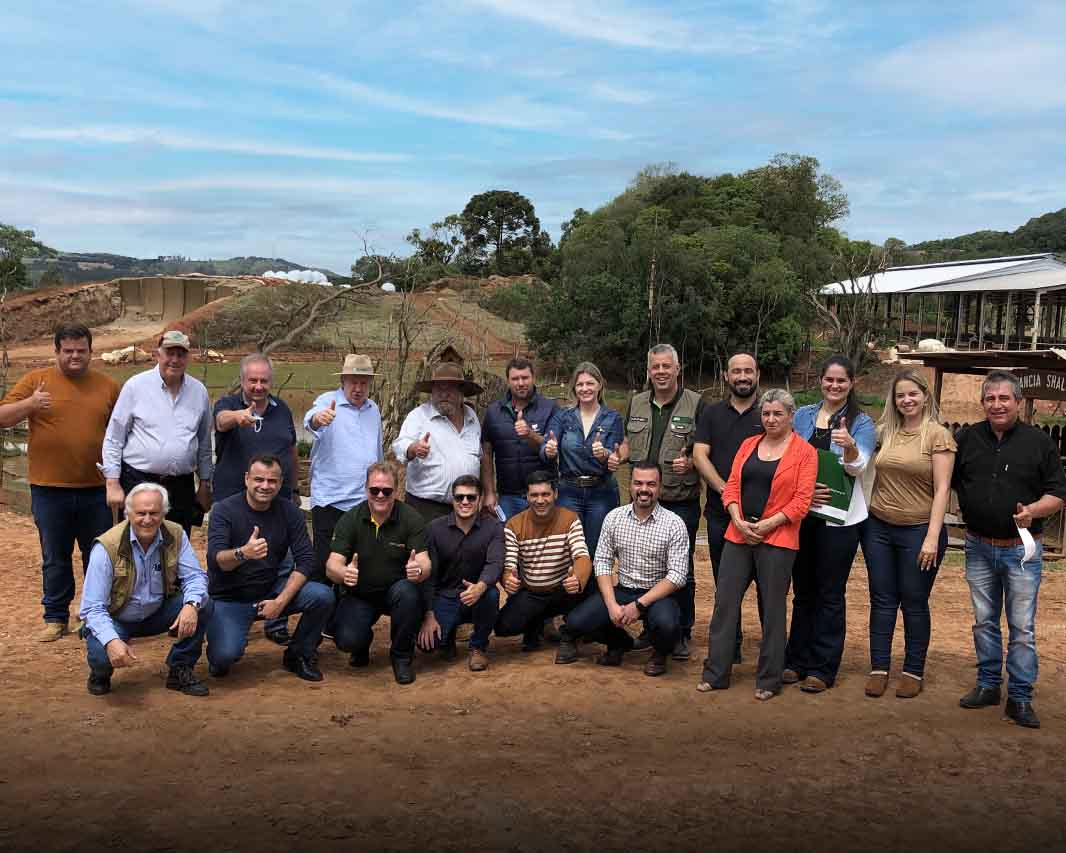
[809,449,852,525]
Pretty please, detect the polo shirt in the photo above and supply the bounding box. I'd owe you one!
[694,398,764,515]
[212,393,297,501]
[952,419,1066,539]
[329,500,428,596]
[424,512,504,606]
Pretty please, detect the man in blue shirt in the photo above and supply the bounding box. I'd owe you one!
[79,482,213,697]
[205,454,332,682]
[303,354,383,580]
[214,353,299,645]
[480,357,558,520]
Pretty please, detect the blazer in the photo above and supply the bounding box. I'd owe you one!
[721,432,818,551]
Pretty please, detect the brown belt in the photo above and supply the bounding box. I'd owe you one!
[966,532,1042,547]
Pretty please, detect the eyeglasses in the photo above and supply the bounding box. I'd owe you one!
[452,493,479,504]
[368,486,395,497]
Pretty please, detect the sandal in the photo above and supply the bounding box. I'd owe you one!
[754,688,775,701]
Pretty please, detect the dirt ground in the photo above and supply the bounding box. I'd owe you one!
[2,509,1065,853]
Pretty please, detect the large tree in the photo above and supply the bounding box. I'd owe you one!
[459,190,549,275]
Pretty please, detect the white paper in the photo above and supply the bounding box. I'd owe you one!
[494,505,507,522]
[1017,526,1037,563]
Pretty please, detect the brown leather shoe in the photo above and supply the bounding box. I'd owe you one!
[800,676,829,693]
[782,668,801,684]
[468,649,488,672]
[38,622,68,642]
[896,673,922,699]
[864,671,889,697]
[644,652,667,677]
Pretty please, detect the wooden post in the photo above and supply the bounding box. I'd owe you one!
[954,294,964,346]
[935,294,944,341]
[900,294,907,341]
[1003,291,1011,349]
[933,367,944,408]
[1032,290,1043,350]
[977,292,986,350]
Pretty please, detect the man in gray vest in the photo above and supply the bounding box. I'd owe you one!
[614,343,704,660]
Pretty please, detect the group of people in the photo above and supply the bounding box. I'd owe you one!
[2,323,1060,729]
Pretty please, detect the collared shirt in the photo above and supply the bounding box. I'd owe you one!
[213,393,297,501]
[542,404,624,479]
[102,366,213,480]
[424,512,504,606]
[593,502,689,589]
[329,500,428,596]
[694,398,764,515]
[952,419,1066,539]
[304,389,383,511]
[79,525,207,648]
[392,401,482,502]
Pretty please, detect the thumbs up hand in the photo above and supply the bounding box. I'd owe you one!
[1013,502,1034,529]
[342,553,359,587]
[514,411,530,438]
[544,430,559,460]
[591,429,608,461]
[405,549,425,582]
[244,525,269,560]
[30,379,53,411]
[313,398,337,429]
[410,432,432,460]
[607,443,622,472]
[672,446,693,475]
[235,403,257,428]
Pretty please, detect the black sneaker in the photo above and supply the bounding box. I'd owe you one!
[1004,699,1041,729]
[959,685,1001,709]
[87,673,111,696]
[166,666,210,697]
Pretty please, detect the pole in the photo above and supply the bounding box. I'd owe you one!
[1032,290,1043,350]
[977,292,986,350]
[1004,291,1011,350]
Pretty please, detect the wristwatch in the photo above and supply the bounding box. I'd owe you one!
[634,599,648,616]
[234,547,245,563]
[187,599,201,611]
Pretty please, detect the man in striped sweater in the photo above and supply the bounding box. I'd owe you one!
[494,471,592,648]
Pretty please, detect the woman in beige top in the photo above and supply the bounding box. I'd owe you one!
[862,369,956,699]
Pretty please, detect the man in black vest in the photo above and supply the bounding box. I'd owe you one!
[616,343,704,660]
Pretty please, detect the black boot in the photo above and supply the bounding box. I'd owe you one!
[1004,699,1040,729]
[166,665,210,697]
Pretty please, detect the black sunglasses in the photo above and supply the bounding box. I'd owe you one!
[368,486,395,497]
[452,493,480,503]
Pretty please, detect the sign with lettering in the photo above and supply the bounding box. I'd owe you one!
[1016,369,1066,400]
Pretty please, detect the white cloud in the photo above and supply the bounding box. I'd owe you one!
[588,81,655,105]
[9,125,408,163]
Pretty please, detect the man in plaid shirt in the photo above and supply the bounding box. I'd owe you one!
[556,461,689,676]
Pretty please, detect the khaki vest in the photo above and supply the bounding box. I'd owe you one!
[94,520,184,616]
[626,389,701,502]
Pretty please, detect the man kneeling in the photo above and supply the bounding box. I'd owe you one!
[557,462,688,676]
[326,462,431,684]
[417,476,503,671]
[206,455,332,682]
[80,483,212,696]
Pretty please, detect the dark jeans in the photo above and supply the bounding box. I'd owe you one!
[702,541,795,692]
[563,585,681,656]
[785,517,860,686]
[311,504,346,584]
[333,579,424,662]
[428,587,501,651]
[85,594,214,677]
[30,485,113,624]
[207,578,334,667]
[707,509,763,657]
[556,480,618,560]
[495,587,584,638]
[862,515,945,678]
[120,463,199,535]
[660,497,699,637]
[264,550,294,634]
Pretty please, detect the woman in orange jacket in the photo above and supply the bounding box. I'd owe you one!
[698,389,817,700]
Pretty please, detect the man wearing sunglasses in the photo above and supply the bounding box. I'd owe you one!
[326,462,432,684]
[417,476,503,672]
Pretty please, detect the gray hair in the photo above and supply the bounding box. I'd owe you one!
[981,369,1023,402]
[759,388,796,415]
[125,482,171,516]
[647,343,679,365]
[240,352,273,380]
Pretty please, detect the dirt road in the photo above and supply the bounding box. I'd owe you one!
[1,508,1064,852]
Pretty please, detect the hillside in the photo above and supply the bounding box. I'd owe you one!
[22,253,338,286]
[897,208,1066,263]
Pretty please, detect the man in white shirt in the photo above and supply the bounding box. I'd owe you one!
[392,362,483,522]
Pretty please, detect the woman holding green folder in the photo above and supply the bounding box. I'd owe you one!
[785,355,876,693]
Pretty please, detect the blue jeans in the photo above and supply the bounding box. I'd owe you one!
[660,498,699,637]
[497,493,528,520]
[862,515,945,677]
[31,485,113,623]
[428,587,500,651]
[964,534,1042,701]
[207,577,334,668]
[333,578,424,662]
[557,481,618,560]
[264,550,294,634]
[85,594,214,677]
[563,585,681,656]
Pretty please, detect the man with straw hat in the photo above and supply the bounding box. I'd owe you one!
[393,362,483,522]
[303,354,383,580]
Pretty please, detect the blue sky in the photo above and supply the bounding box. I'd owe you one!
[2,1,1064,273]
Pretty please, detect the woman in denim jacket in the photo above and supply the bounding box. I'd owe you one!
[784,355,876,693]
[542,362,623,560]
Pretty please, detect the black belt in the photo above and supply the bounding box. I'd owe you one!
[562,474,605,487]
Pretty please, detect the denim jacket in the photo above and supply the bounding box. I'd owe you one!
[542,404,624,480]
[793,403,876,527]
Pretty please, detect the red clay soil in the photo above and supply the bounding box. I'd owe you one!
[1,508,1064,852]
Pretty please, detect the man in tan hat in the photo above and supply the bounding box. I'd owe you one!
[102,329,213,535]
[392,362,483,522]
[303,354,383,578]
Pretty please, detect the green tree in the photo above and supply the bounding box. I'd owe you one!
[0,249,30,291]
[459,190,549,275]
[0,224,57,258]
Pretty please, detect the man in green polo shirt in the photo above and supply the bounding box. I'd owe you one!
[326,462,431,684]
